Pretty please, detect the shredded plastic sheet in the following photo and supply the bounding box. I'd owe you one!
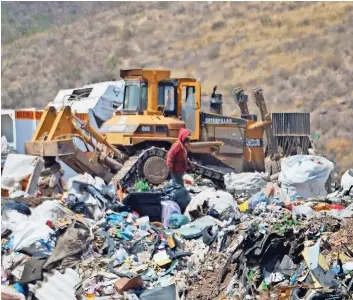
[1,200,74,255]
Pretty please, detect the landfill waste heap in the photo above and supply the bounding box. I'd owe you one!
[1,154,353,299]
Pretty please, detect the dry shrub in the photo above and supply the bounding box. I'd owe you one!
[170,5,186,16]
[247,59,258,71]
[327,25,346,34]
[241,48,255,60]
[261,15,272,26]
[207,45,220,60]
[156,2,169,10]
[102,24,118,35]
[211,21,225,30]
[121,27,134,40]
[312,91,325,105]
[298,18,310,27]
[325,54,343,70]
[289,76,302,89]
[294,98,304,108]
[46,38,57,46]
[326,138,352,155]
[277,68,291,80]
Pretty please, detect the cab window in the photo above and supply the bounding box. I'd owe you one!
[124,84,139,110]
[182,86,195,103]
[140,83,148,110]
[123,82,148,111]
[158,84,176,114]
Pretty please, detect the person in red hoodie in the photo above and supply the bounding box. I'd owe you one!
[166,128,192,187]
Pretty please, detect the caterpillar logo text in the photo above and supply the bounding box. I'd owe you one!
[205,117,233,124]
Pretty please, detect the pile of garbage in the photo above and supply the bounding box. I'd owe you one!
[1,155,353,299]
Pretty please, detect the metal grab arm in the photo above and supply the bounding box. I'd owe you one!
[72,114,125,161]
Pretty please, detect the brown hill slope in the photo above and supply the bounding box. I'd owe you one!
[1,2,353,174]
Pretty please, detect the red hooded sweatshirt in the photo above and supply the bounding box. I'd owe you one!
[166,128,191,173]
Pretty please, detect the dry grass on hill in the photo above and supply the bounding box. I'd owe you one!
[1,2,353,174]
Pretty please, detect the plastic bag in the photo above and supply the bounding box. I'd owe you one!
[184,188,240,221]
[248,192,270,210]
[224,172,267,196]
[162,181,191,213]
[43,222,90,269]
[31,200,73,224]
[11,221,54,254]
[168,213,189,228]
[134,180,150,192]
[238,201,249,212]
[279,155,334,198]
[161,201,181,228]
[2,200,31,216]
[341,169,353,195]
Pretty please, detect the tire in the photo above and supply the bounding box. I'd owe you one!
[142,156,169,185]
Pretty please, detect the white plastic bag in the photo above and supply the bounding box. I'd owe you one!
[224,172,267,196]
[31,200,73,224]
[184,188,240,221]
[279,155,334,198]
[10,221,54,253]
[2,200,71,254]
[341,169,353,195]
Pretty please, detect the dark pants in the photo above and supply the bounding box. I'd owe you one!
[171,171,184,187]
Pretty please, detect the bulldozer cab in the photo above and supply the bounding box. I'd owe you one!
[179,81,200,140]
[120,69,201,140]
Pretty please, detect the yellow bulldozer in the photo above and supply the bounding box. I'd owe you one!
[25,69,311,187]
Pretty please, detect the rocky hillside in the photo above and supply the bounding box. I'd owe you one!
[2,2,353,174]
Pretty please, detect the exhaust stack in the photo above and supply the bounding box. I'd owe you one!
[209,85,223,115]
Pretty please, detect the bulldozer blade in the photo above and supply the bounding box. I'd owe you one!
[189,152,237,175]
[25,139,114,183]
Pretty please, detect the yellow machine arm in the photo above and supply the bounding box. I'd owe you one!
[26,106,124,182]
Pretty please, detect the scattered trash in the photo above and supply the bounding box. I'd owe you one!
[114,275,144,294]
[1,153,352,299]
[162,181,191,213]
[1,154,44,197]
[168,213,189,228]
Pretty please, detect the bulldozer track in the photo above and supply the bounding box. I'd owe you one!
[110,146,230,188]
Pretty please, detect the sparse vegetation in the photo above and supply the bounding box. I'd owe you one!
[1,1,353,174]
[298,18,310,26]
[211,20,225,30]
[261,16,272,26]
[326,54,343,71]
[207,45,220,60]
